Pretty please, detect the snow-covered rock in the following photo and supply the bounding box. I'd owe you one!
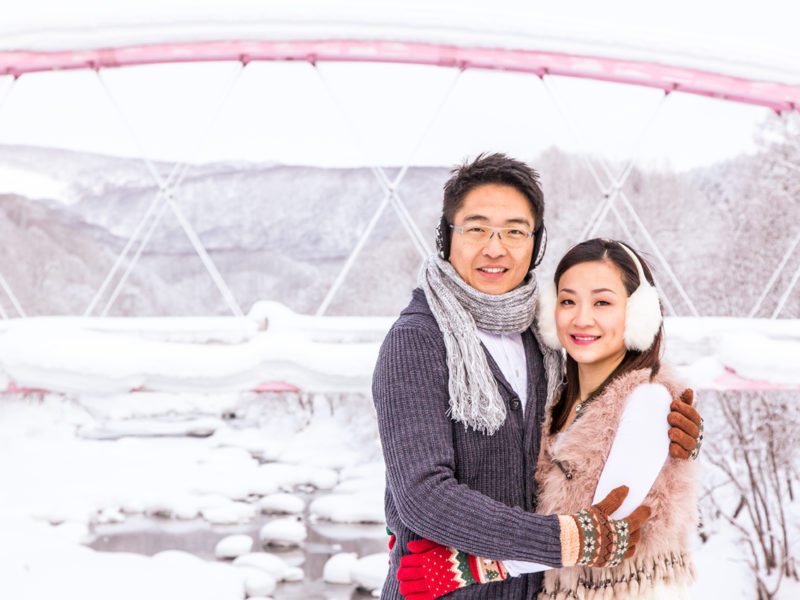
[351,553,390,592]
[210,427,288,462]
[323,552,359,584]
[233,552,295,581]
[309,492,385,523]
[202,501,257,525]
[278,419,362,469]
[215,534,254,559]
[258,493,305,515]
[256,462,338,491]
[96,507,126,524]
[143,494,202,520]
[239,568,277,597]
[259,517,307,547]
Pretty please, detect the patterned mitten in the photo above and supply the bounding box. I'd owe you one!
[397,539,507,600]
[668,388,703,460]
[559,485,651,568]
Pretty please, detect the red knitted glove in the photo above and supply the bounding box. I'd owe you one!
[397,539,507,600]
[668,388,703,460]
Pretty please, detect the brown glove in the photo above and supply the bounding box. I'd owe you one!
[561,485,651,568]
[668,388,704,460]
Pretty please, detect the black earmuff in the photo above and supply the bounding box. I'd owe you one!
[435,215,451,260]
[531,223,547,269]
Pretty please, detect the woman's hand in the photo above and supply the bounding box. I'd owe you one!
[668,389,704,460]
[561,485,651,568]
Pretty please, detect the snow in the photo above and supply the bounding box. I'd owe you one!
[309,492,385,524]
[0,163,67,201]
[238,567,277,597]
[0,391,388,599]
[277,418,364,469]
[690,530,752,600]
[258,493,305,515]
[717,332,800,385]
[214,534,253,559]
[202,502,258,525]
[0,312,797,397]
[232,552,299,581]
[1,312,798,598]
[350,552,391,592]
[0,315,378,394]
[1,0,798,87]
[323,552,359,584]
[259,517,308,547]
[256,462,338,492]
[1,535,246,600]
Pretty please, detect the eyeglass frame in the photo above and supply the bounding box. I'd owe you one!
[448,222,535,247]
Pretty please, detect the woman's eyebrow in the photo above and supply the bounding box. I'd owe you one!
[558,288,617,294]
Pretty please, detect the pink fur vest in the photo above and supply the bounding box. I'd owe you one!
[535,368,698,600]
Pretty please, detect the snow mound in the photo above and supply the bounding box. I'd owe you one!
[309,492,385,524]
[323,552,359,584]
[215,534,254,559]
[233,552,302,582]
[278,419,363,469]
[351,553,390,592]
[258,493,305,515]
[239,567,277,597]
[718,332,800,384]
[256,462,338,491]
[201,501,257,525]
[259,517,307,547]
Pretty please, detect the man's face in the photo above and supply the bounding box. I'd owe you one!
[448,183,536,295]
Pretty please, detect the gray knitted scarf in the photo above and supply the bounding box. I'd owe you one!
[419,255,538,435]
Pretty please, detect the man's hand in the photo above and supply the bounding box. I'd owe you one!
[397,539,507,600]
[668,389,704,460]
[564,485,651,568]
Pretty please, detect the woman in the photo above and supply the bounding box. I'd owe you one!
[397,238,699,600]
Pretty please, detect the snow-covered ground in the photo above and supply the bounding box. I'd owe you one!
[0,390,388,599]
[2,309,799,599]
[5,386,792,599]
[1,306,799,396]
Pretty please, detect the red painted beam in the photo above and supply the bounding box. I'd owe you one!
[0,39,797,112]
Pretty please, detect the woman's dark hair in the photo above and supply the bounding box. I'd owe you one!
[549,238,664,434]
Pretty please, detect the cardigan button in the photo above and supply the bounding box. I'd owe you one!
[509,397,521,410]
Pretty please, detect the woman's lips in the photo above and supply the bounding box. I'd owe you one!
[570,334,600,346]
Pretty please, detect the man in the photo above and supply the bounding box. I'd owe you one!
[372,154,702,599]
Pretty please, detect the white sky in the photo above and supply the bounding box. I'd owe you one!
[0,0,796,171]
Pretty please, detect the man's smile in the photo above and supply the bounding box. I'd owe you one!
[477,266,509,277]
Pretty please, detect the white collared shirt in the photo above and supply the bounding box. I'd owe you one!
[476,329,528,413]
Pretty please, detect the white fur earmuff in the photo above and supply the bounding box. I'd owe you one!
[617,243,663,351]
[535,241,662,352]
[536,279,562,350]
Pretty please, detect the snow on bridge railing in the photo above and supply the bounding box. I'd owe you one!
[1,40,799,113]
[0,303,797,396]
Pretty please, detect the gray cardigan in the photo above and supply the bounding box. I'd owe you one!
[373,288,564,600]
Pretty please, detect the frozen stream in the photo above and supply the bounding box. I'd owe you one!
[88,512,387,598]
[0,391,391,599]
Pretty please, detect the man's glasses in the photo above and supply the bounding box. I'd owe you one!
[450,223,534,248]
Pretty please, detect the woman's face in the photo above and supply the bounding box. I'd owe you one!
[555,259,628,369]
